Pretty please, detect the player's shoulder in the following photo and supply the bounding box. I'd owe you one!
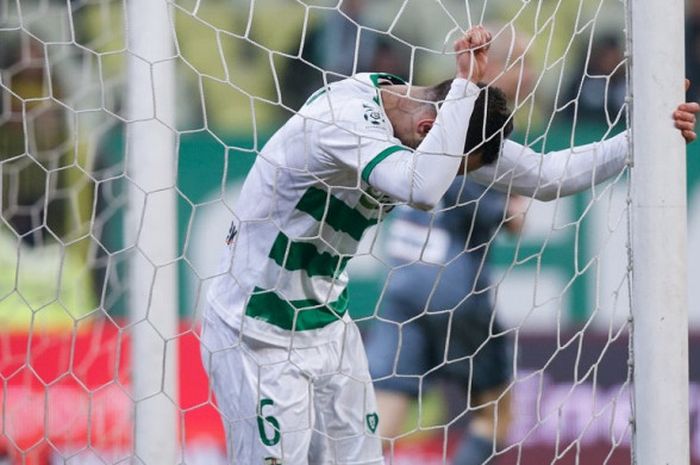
[336,73,406,126]
[353,72,407,88]
[320,73,405,104]
[338,73,406,103]
[299,72,405,140]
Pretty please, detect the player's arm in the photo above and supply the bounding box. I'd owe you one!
[367,79,478,210]
[469,100,699,201]
[366,27,490,210]
[468,134,627,201]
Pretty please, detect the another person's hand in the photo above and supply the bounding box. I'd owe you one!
[504,195,527,235]
[455,25,491,82]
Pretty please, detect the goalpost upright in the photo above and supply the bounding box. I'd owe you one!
[629,0,690,464]
[125,0,179,463]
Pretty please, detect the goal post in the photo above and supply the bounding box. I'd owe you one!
[126,0,178,463]
[629,0,690,464]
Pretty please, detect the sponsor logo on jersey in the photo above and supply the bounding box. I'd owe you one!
[264,457,283,465]
[359,186,395,214]
[225,222,238,245]
[366,412,379,433]
[362,103,385,126]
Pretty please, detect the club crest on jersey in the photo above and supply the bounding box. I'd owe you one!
[264,457,282,465]
[362,103,385,126]
[359,186,395,214]
[366,412,379,433]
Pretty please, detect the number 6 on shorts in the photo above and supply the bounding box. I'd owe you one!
[257,398,281,446]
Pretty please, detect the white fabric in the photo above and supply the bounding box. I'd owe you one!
[200,309,384,465]
[469,132,629,201]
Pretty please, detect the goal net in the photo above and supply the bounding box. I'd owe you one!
[0,0,694,464]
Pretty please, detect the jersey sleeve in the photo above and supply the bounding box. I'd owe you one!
[364,79,480,210]
[468,131,629,201]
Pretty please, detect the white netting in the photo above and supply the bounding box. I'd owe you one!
[0,1,693,464]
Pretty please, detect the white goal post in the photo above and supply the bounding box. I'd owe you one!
[126,0,178,463]
[629,0,690,464]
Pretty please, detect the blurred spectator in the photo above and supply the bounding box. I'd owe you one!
[0,33,65,244]
[482,25,536,106]
[0,29,96,332]
[563,33,626,123]
[315,0,377,78]
[281,0,409,110]
[0,30,66,465]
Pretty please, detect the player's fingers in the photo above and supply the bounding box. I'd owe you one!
[476,27,489,47]
[454,36,469,52]
[682,129,697,142]
[674,111,695,124]
[675,123,695,135]
[468,26,484,47]
[674,110,696,123]
[686,79,691,92]
[482,34,492,52]
[675,121,695,132]
[678,102,700,113]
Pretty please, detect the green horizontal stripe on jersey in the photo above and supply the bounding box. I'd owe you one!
[269,233,350,278]
[246,287,349,331]
[296,187,378,241]
[361,145,407,184]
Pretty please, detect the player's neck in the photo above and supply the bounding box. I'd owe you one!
[380,86,434,148]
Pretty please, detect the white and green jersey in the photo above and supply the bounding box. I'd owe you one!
[207,73,479,346]
[207,71,631,346]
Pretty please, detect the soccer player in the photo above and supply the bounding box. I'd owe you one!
[365,171,521,463]
[200,24,698,465]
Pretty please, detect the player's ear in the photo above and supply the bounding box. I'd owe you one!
[416,118,434,136]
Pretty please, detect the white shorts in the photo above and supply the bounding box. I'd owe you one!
[200,308,384,465]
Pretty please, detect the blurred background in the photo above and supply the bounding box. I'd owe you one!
[1,0,700,464]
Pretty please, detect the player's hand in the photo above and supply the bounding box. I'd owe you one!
[675,79,699,143]
[455,25,491,82]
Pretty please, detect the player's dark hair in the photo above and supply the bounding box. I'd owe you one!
[466,83,513,165]
[426,80,513,165]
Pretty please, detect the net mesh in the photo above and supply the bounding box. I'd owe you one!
[0,0,647,464]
